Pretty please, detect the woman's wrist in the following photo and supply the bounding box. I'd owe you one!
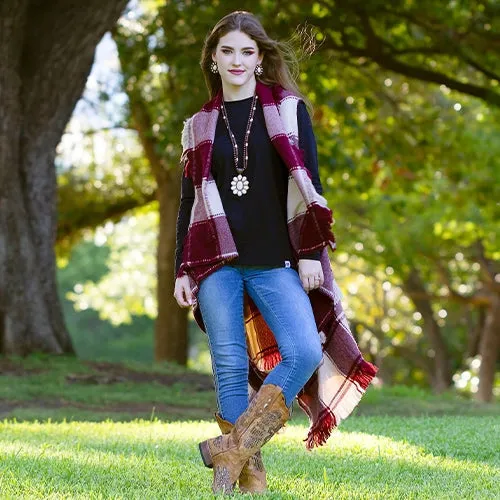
[300,250,321,261]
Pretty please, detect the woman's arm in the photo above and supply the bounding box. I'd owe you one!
[298,100,323,195]
[298,100,323,262]
[174,173,195,277]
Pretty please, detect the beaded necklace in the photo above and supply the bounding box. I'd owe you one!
[220,93,258,197]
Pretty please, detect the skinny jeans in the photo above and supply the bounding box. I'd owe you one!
[197,265,323,424]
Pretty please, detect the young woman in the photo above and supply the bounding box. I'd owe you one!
[173,11,377,495]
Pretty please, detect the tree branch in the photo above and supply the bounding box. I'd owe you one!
[458,52,500,82]
[57,190,156,242]
[474,240,500,293]
[64,125,134,137]
[326,39,500,106]
[420,252,495,306]
[129,98,168,181]
[391,46,446,56]
[313,5,500,107]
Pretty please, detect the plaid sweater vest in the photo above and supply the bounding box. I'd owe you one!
[179,82,377,448]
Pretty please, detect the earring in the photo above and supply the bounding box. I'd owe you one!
[210,61,219,74]
[255,64,264,76]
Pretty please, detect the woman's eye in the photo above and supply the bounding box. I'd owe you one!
[222,49,231,54]
[243,51,254,56]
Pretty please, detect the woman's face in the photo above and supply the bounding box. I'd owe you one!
[212,30,263,94]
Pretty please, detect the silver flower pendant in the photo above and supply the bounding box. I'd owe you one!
[231,174,250,196]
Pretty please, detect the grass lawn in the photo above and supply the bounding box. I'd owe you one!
[0,355,499,499]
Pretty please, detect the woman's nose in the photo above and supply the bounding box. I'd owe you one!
[232,53,241,66]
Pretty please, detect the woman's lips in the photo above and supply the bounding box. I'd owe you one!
[229,70,244,75]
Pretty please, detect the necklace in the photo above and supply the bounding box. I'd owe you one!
[220,93,258,197]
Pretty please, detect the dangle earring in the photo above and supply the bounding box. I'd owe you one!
[210,61,219,74]
[255,64,264,76]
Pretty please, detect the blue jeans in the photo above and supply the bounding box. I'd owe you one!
[197,265,323,424]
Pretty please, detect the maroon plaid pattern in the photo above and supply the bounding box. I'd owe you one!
[178,82,377,448]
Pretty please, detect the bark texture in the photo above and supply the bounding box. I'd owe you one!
[0,0,128,354]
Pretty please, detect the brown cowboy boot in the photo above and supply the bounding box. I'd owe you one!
[215,413,267,493]
[199,384,289,494]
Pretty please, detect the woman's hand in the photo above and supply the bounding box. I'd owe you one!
[174,275,193,307]
[298,259,324,293]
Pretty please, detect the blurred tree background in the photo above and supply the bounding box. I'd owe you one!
[25,0,500,401]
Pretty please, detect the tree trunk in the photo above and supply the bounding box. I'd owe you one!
[155,172,189,364]
[403,269,452,392]
[0,0,128,354]
[476,294,500,402]
[466,306,485,359]
[121,86,190,365]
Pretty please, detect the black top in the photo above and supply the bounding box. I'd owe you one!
[175,98,323,276]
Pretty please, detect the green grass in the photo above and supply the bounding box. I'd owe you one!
[0,417,498,499]
[1,354,499,498]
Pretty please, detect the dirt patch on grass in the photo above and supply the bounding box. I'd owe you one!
[0,358,47,376]
[79,361,214,391]
[0,359,216,420]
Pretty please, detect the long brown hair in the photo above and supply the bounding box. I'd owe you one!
[200,11,308,104]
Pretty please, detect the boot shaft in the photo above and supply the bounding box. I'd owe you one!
[232,384,289,456]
